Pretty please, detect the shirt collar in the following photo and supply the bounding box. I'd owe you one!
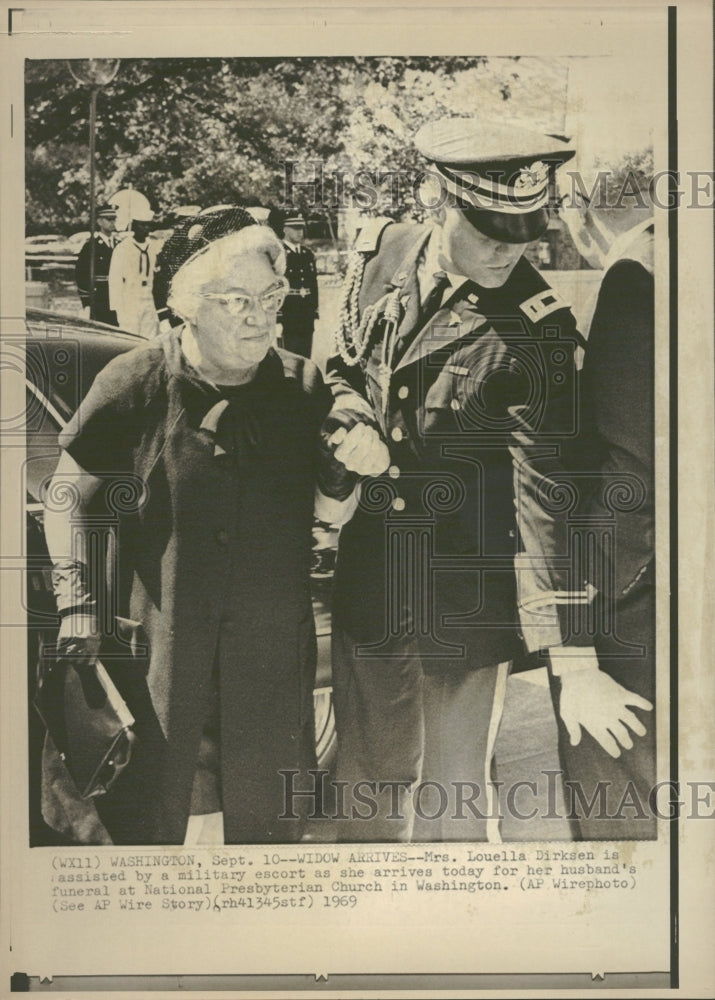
[418,231,470,302]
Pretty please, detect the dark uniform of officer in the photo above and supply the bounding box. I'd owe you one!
[324,118,592,842]
[74,204,117,325]
[276,212,319,358]
[550,218,656,840]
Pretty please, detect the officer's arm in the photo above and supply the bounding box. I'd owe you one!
[508,301,593,655]
[509,304,654,756]
[309,251,319,317]
[325,352,376,422]
[75,242,91,308]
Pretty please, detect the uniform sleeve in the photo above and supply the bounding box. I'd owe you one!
[509,303,594,651]
[75,241,91,308]
[107,242,124,317]
[325,351,376,421]
[58,354,145,476]
[573,260,655,597]
[308,249,319,316]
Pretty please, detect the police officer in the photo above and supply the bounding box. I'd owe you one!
[273,211,319,358]
[323,117,595,842]
[74,204,117,325]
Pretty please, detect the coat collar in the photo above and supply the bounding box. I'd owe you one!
[159,327,287,449]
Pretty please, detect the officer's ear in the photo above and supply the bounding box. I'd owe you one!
[431,203,448,226]
[415,171,448,226]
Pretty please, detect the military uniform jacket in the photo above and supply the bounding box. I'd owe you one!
[572,228,655,600]
[280,243,319,325]
[75,234,114,316]
[58,331,333,843]
[328,222,583,669]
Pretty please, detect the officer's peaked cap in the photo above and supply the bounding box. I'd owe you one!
[415,117,575,243]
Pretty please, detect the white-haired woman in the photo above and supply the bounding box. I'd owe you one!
[42,208,388,845]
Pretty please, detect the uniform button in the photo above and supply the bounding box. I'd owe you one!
[388,465,400,479]
[397,385,409,399]
[391,427,404,442]
[215,529,229,546]
[392,497,406,512]
[450,398,461,411]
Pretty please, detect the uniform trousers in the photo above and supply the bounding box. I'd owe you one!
[332,627,510,842]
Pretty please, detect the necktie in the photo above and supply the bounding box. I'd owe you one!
[138,245,150,277]
[419,271,451,326]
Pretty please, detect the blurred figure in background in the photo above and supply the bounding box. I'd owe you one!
[109,206,160,337]
[74,203,117,325]
[269,210,319,358]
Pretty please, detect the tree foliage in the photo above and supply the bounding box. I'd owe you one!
[25,56,568,234]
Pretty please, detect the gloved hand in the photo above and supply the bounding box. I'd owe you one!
[558,668,653,758]
[317,409,390,501]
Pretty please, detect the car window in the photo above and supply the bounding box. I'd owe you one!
[25,385,63,503]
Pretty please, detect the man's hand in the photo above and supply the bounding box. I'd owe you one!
[329,424,390,477]
[558,668,653,758]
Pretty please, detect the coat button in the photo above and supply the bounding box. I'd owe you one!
[397,385,409,399]
[450,398,461,411]
[215,528,229,546]
[392,497,406,512]
[388,465,400,479]
[390,427,404,442]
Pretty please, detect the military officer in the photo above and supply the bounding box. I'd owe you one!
[273,211,319,358]
[74,204,117,325]
[108,206,160,337]
[548,170,656,839]
[323,117,596,842]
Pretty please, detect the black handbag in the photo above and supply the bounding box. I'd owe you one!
[34,618,146,799]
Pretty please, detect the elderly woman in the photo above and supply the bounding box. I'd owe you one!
[43,207,387,845]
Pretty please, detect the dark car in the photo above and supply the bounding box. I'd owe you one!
[24,308,336,845]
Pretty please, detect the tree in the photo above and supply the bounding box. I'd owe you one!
[25,56,568,234]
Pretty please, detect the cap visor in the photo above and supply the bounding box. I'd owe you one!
[458,205,549,244]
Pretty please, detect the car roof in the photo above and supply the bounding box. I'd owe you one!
[25,308,149,422]
[26,307,146,344]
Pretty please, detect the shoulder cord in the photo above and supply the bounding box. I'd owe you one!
[335,250,402,368]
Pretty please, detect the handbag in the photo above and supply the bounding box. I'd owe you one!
[34,617,146,799]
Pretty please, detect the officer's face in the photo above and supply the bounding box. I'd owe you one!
[437,208,527,288]
[284,224,305,244]
[97,216,115,236]
[192,252,281,375]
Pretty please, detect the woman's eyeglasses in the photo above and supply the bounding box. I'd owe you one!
[200,280,288,315]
